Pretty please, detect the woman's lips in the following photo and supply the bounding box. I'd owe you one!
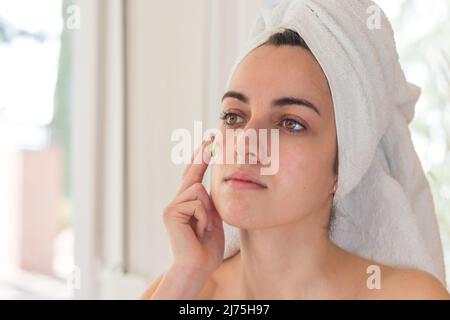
[223,171,268,190]
[225,179,267,190]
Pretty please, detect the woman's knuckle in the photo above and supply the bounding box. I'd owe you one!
[195,184,206,195]
[194,199,202,207]
[192,182,202,191]
[163,206,173,218]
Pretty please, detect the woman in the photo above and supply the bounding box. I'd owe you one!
[141,1,449,299]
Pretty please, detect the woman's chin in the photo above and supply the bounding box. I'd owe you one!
[218,201,261,228]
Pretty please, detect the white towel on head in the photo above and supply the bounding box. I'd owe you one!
[222,0,446,285]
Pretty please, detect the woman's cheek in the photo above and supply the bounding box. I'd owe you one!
[280,141,306,167]
[279,143,316,184]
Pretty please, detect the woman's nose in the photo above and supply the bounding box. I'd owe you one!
[233,118,270,164]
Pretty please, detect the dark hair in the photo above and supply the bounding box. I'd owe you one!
[261,28,311,50]
[260,28,338,176]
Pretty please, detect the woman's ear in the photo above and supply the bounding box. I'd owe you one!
[332,179,338,195]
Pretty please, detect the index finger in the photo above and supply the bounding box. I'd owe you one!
[182,133,215,179]
[177,138,213,195]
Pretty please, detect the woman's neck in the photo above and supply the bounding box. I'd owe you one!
[235,211,345,299]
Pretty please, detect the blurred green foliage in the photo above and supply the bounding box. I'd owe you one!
[52,0,74,227]
[379,0,450,284]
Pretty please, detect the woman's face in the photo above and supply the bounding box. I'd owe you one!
[210,44,337,229]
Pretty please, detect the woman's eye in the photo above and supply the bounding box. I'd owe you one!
[280,118,306,133]
[219,112,245,126]
[219,112,305,133]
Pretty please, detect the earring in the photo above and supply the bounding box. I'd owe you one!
[333,183,337,194]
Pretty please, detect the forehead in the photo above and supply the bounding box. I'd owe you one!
[228,45,332,108]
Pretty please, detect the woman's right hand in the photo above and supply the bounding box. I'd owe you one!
[162,135,225,278]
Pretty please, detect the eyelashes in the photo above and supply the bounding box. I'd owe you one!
[219,111,245,126]
[280,118,306,132]
[219,111,307,134]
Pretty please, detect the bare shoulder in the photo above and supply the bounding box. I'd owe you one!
[140,273,164,299]
[335,249,449,300]
[196,254,240,300]
[141,266,230,300]
[367,267,450,300]
[195,275,218,299]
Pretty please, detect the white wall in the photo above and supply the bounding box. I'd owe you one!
[124,0,268,281]
[125,0,208,280]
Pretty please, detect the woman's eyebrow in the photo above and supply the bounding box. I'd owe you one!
[221,91,321,117]
[221,91,249,103]
[272,97,321,117]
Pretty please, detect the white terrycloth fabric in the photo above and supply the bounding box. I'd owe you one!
[222,0,446,284]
